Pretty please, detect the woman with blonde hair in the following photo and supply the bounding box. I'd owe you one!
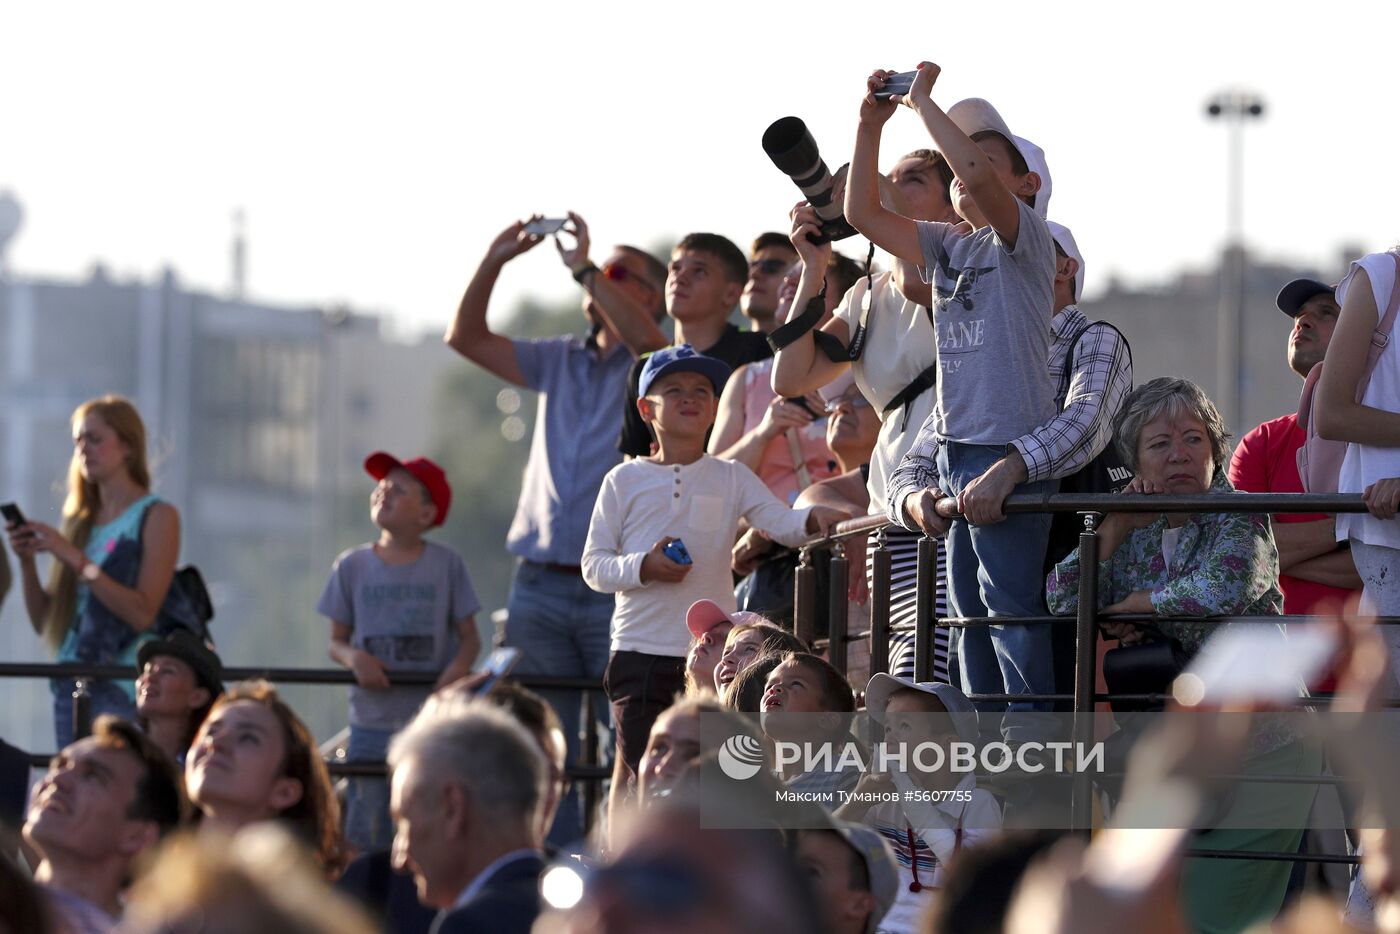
[4,395,182,748]
[185,681,346,876]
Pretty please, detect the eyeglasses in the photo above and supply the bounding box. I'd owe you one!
[824,390,873,413]
[749,258,789,277]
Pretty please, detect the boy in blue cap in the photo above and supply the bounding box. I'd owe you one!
[583,344,848,813]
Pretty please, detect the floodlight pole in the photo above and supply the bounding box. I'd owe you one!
[1206,91,1265,433]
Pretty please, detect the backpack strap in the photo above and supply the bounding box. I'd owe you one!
[883,363,939,432]
[1355,253,1400,404]
[1058,318,1133,403]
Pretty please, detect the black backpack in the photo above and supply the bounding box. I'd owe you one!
[1042,319,1135,576]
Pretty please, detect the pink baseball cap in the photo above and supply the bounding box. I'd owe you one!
[685,599,765,639]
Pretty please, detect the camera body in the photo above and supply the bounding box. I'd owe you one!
[662,538,693,566]
[762,116,858,245]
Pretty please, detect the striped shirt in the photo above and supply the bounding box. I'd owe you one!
[866,773,1003,934]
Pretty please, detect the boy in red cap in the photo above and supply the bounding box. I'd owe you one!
[318,451,482,854]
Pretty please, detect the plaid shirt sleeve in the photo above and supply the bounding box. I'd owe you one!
[1011,323,1133,483]
[885,410,943,532]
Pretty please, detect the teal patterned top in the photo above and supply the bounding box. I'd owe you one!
[1045,473,1283,655]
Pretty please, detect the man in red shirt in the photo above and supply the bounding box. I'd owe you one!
[1228,277,1361,614]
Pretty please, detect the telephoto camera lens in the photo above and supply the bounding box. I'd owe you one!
[762,116,857,244]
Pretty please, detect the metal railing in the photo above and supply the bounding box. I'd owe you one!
[2,663,609,834]
[2,492,1383,862]
[790,491,1383,863]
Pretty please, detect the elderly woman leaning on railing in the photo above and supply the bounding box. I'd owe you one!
[1045,377,1316,934]
[1045,376,1283,656]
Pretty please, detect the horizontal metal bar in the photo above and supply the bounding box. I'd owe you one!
[0,663,601,692]
[25,752,612,782]
[796,493,1373,552]
[953,492,1371,517]
[1184,849,1358,865]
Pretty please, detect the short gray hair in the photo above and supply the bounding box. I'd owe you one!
[1112,377,1231,474]
[388,698,544,831]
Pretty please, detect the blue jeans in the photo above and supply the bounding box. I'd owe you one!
[937,441,1056,740]
[51,679,135,750]
[504,560,614,846]
[344,725,395,854]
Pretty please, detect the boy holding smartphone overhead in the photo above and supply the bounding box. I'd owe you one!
[318,452,481,853]
[848,62,1059,739]
[582,345,848,806]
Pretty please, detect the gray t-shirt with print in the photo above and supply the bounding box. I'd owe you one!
[916,199,1056,445]
[317,541,481,729]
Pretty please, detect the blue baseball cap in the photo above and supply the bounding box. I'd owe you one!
[637,344,732,398]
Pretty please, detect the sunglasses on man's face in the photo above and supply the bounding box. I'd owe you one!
[601,263,655,289]
[748,258,789,277]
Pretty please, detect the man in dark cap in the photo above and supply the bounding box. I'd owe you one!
[1228,277,1361,614]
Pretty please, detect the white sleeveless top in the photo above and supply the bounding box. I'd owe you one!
[1336,252,1400,549]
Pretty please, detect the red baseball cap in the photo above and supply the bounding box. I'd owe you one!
[364,452,452,527]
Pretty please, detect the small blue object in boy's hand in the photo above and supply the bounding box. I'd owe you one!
[663,539,693,565]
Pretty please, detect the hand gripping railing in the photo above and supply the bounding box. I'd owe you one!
[790,491,1382,856]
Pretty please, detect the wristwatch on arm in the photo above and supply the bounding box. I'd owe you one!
[79,556,101,583]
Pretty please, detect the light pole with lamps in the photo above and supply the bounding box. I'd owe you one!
[1206,90,1265,433]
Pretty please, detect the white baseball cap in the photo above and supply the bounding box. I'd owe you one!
[946,98,1052,219]
[864,673,980,743]
[1046,221,1086,302]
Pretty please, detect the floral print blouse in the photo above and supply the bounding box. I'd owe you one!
[1045,473,1283,655]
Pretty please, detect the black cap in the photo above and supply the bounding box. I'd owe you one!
[1276,278,1336,318]
[137,629,225,698]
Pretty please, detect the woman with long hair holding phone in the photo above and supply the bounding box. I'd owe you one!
[3,395,181,747]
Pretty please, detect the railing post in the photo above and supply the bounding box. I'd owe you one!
[914,536,935,683]
[870,527,891,676]
[581,690,599,837]
[72,678,92,741]
[794,548,817,648]
[828,539,849,677]
[1071,512,1100,835]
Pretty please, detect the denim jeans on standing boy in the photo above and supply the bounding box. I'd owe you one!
[344,724,396,854]
[936,441,1057,742]
[504,560,614,846]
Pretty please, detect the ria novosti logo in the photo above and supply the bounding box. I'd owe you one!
[718,734,765,780]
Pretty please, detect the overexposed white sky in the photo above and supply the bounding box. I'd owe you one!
[3,1,1396,338]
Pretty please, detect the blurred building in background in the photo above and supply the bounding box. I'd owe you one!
[0,263,456,752]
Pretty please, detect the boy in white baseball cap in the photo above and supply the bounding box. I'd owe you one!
[835,675,1002,934]
[847,62,1061,743]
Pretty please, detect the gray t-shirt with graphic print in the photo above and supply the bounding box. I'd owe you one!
[916,199,1057,445]
[317,541,481,729]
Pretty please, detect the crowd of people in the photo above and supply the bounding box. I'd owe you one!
[3,60,1400,934]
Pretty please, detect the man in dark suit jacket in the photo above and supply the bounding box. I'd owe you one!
[388,698,547,934]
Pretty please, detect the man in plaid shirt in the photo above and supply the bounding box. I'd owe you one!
[887,223,1132,705]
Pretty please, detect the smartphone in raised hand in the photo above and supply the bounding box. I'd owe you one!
[473,647,523,696]
[872,71,917,101]
[0,503,26,528]
[524,217,568,236]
